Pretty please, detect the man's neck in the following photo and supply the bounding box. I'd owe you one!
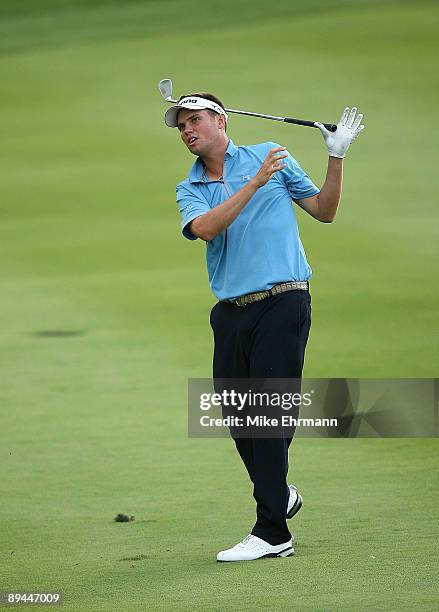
[201,138,229,180]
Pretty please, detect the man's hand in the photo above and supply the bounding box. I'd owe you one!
[315,107,365,159]
[251,147,288,188]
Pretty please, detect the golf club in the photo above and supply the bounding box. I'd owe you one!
[158,78,337,132]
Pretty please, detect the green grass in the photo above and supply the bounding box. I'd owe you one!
[0,0,419,54]
[1,0,438,610]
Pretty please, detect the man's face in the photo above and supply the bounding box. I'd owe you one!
[177,108,225,156]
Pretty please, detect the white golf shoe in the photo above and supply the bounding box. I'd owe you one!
[287,484,303,519]
[217,534,294,562]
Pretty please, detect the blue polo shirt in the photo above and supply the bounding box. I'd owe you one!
[176,139,319,301]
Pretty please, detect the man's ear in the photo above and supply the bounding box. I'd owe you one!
[217,114,227,131]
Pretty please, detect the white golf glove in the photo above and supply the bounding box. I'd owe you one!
[315,107,365,158]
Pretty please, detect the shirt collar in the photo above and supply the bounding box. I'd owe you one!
[188,139,238,183]
[224,139,238,159]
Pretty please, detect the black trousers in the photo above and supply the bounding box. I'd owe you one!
[210,290,311,545]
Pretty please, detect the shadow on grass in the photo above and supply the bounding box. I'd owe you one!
[33,330,86,338]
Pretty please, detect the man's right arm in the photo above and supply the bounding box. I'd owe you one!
[190,179,259,242]
[190,147,287,242]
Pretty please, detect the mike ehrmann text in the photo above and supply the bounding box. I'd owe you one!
[200,415,338,428]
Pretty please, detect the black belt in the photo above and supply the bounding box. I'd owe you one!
[231,281,309,307]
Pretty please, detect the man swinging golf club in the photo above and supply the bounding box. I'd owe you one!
[164,92,365,562]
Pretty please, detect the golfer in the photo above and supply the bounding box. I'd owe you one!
[164,93,365,562]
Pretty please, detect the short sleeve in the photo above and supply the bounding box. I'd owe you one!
[281,152,320,202]
[176,183,211,240]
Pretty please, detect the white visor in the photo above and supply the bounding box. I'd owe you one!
[164,96,228,128]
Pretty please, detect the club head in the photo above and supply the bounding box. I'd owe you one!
[158,78,174,102]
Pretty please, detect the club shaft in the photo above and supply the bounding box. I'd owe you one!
[225,107,285,122]
[225,107,337,132]
[162,95,337,132]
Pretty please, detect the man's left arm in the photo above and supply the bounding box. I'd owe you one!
[296,156,343,223]
[296,106,365,223]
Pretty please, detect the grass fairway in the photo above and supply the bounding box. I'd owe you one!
[1,1,438,610]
